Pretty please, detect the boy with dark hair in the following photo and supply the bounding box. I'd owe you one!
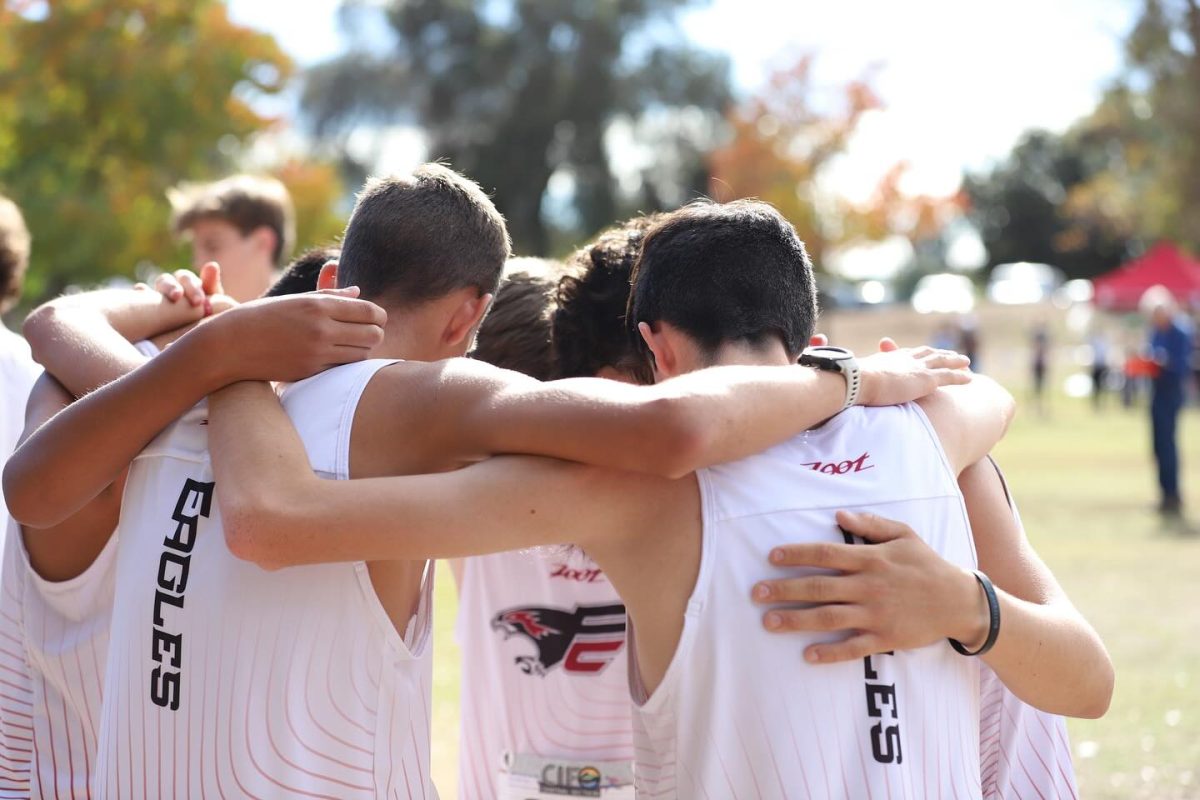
[208,199,1110,796]
[169,174,295,301]
[10,167,972,796]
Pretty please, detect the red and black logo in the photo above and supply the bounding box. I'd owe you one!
[492,604,626,676]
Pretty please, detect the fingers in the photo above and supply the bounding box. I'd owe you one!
[878,337,898,352]
[934,368,972,387]
[200,262,224,297]
[922,351,970,370]
[804,633,884,664]
[834,510,913,543]
[326,320,386,351]
[762,604,868,634]
[321,295,388,327]
[768,542,866,571]
[173,269,206,308]
[154,272,184,302]
[752,574,866,605]
[318,286,361,298]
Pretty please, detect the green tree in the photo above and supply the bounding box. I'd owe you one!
[302,0,730,255]
[964,128,1132,280]
[1112,0,1200,251]
[0,0,292,301]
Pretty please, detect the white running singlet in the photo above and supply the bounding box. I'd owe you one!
[631,403,982,799]
[95,359,435,798]
[0,338,154,799]
[456,549,633,799]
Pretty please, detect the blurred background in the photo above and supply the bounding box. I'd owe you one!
[2,1,1198,797]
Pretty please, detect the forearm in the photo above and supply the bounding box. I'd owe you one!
[4,330,223,528]
[968,589,1112,718]
[959,457,1113,717]
[24,289,203,395]
[212,381,596,566]
[481,365,846,478]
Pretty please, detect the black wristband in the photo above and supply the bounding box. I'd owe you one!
[949,569,1001,657]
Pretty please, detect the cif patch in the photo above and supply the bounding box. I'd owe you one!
[539,762,604,797]
[492,604,626,676]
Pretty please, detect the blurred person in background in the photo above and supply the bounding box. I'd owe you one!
[959,315,980,371]
[1141,285,1194,518]
[1089,326,1111,410]
[1031,321,1050,416]
[168,174,295,302]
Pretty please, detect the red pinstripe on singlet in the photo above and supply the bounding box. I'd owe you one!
[94,360,437,798]
[979,664,1078,799]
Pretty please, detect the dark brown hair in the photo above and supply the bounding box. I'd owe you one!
[629,199,817,365]
[336,164,510,308]
[551,215,663,383]
[471,257,566,380]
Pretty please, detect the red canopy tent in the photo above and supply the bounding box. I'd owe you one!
[1093,242,1200,312]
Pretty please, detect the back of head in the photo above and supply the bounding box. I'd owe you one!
[169,174,295,265]
[0,194,30,314]
[337,163,511,309]
[471,257,565,380]
[265,246,340,298]
[629,199,817,364]
[552,214,662,384]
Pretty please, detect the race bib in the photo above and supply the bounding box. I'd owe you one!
[498,754,635,800]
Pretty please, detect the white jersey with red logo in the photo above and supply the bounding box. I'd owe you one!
[631,402,982,799]
[455,549,632,799]
[95,359,436,798]
[0,338,154,799]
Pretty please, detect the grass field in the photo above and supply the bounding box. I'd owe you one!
[425,317,1200,798]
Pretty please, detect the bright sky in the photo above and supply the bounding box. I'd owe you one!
[228,0,1137,204]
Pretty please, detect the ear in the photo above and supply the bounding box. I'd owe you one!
[637,321,676,378]
[252,226,277,259]
[443,292,494,350]
[318,260,339,291]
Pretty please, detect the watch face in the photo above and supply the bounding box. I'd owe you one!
[803,346,853,362]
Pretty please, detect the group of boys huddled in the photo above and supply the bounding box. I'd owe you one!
[0,165,1111,799]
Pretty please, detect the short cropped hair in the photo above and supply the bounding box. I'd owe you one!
[629,199,817,365]
[264,246,340,298]
[552,215,662,384]
[471,257,565,380]
[0,195,30,313]
[169,175,295,265]
[337,164,510,308]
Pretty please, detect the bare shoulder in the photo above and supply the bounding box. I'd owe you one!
[351,357,528,475]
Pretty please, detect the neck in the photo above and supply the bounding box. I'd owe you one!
[706,339,792,369]
[372,304,460,362]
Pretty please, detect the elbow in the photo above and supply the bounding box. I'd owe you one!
[21,301,66,364]
[2,456,58,530]
[1078,655,1115,719]
[645,396,712,479]
[221,488,291,571]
